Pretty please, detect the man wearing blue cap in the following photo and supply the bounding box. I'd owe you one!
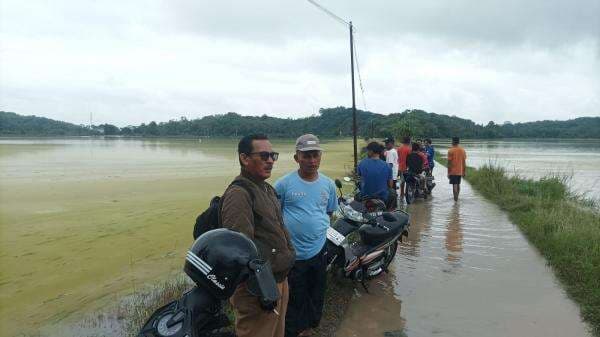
[275,134,338,337]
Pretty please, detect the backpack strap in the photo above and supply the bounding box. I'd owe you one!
[218,179,259,227]
[230,180,256,204]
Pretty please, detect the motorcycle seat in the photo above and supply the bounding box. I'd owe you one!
[358,211,408,246]
[331,218,360,236]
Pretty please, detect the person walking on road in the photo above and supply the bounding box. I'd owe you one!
[447,137,467,201]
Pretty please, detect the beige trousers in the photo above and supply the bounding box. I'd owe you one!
[230,279,289,337]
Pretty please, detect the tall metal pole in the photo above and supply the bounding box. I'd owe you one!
[350,21,358,171]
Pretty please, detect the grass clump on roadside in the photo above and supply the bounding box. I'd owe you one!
[83,273,353,337]
[436,153,600,336]
[65,276,193,337]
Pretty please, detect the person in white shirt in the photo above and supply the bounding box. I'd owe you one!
[384,137,399,190]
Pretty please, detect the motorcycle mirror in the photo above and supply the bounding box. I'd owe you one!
[335,179,343,189]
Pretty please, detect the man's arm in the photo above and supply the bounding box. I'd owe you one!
[327,181,338,221]
[220,186,254,239]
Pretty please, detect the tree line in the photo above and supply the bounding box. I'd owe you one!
[1,108,598,139]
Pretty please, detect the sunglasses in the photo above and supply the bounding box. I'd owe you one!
[247,151,279,161]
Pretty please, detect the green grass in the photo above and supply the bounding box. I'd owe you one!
[436,152,600,336]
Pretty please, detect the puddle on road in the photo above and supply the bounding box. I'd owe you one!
[336,165,591,337]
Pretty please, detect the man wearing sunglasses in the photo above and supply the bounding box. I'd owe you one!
[221,134,296,337]
[274,134,338,337]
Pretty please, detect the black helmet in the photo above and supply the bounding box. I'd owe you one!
[184,228,259,300]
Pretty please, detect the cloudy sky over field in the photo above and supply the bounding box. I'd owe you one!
[1,0,599,126]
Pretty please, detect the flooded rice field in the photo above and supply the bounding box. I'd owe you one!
[0,137,352,337]
[336,164,592,337]
[1,138,598,336]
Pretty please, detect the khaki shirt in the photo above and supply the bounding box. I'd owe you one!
[220,174,295,282]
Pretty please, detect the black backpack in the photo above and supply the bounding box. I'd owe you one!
[193,180,255,240]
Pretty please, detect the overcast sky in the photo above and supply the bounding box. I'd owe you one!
[1,0,598,127]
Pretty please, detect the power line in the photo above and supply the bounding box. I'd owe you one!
[352,30,367,111]
[306,0,367,110]
[306,0,369,170]
[306,0,349,26]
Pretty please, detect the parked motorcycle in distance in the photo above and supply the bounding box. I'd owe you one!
[425,170,436,195]
[326,178,410,290]
[404,172,428,204]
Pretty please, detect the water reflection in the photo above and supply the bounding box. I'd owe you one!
[445,203,463,265]
[335,273,406,337]
[400,197,432,258]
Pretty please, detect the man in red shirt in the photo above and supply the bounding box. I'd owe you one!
[396,136,412,199]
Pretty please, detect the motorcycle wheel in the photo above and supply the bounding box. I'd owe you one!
[381,241,398,271]
[405,183,415,204]
[363,242,398,280]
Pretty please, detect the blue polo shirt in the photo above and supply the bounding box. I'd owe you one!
[274,171,338,260]
[357,158,392,200]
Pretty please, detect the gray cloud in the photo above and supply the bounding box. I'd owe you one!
[0,0,598,126]
[7,1,596,47]
[160,0,600,47]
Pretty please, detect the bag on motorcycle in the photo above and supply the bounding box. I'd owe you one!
[193,180,255,240]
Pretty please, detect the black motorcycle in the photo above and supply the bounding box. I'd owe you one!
[405,171,428,204]
[425,169,436,195]
[326,178,410,290]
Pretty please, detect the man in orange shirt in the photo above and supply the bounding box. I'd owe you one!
[447,137,467,201]
[396,136,412,199]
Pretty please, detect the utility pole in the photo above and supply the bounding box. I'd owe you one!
[350,21,358,170]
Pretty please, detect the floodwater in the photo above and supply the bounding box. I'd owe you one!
[336,164,592,337]
[0,137,352,337]
[438,139,600,200]
[0,138,597,337]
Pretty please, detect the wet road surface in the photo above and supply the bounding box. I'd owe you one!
[336,165,591,337]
